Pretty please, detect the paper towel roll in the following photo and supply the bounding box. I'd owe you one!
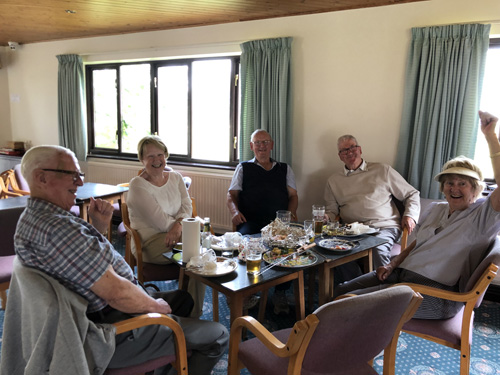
[182,218,201,263]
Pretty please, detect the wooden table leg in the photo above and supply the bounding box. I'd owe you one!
[212,289,219,322]
[318,264,328,306]
[178,269,188,291]
[258,290,268,322]
[308,268,316,312]
[293,271,305,321]
[230,294,244,326]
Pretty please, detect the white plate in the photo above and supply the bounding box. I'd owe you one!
[211,243,239,251]
[187,257,237,277]
[318,238,357,252]
[338,227,379,237]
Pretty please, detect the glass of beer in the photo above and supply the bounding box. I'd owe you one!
[246,240,263,275]
[312,205,325,235]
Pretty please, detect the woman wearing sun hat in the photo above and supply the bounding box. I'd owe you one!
[334,111,500,319]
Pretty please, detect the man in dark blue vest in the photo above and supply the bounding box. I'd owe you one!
[227,129,298,314]
[227,129,298,235]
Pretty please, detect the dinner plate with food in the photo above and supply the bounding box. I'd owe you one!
[262,247,318,268]
[317,238,358,253]
[186,257,238,277]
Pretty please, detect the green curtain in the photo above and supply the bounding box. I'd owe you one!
[395,24,490,199]
[239,37,292,163]
[56,54,87,161]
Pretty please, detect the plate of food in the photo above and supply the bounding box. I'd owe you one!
[318,238,358,252]
[262,248,318,268]
[186,257,237,277]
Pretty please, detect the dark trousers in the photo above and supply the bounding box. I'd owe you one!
[89,289,229,375]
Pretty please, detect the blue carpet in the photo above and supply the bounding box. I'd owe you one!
[2,228,499,374]
[145,280,500,375]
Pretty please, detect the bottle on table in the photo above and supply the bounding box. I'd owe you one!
[201,217,212,250]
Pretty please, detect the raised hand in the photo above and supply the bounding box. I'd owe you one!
[89,197,114,234]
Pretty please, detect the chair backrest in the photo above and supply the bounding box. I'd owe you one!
[0,206,24,256]
[121,202,141,271]
[301,285,420,373]
[13,164,30,193]
[463,236,500,307]
[1,258,116,374]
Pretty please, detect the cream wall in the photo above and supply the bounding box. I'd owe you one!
[1,0,499,221]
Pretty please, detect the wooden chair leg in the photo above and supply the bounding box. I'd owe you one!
[0,290,7,310]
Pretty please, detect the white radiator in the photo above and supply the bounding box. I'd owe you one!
[86,161,233,233]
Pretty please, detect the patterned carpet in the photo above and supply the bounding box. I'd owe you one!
[152,279,500,375]
[2,227,499,374]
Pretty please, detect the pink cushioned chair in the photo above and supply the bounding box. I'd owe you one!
[401,237,500,375]
[228,285,422,375]
[0,206,23,309]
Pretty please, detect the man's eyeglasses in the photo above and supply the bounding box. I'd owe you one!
[338,145,360,156]
[252,140,272,146]
[42,169,85,182]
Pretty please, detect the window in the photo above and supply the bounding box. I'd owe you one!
[475,38,500,181]
[85,56,240,167]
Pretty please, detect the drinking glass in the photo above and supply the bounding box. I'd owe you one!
[246,245,262,275]
[222,232,242,258]
[304,220,314,240]
[312,205,325,236]
[276,210,291,226]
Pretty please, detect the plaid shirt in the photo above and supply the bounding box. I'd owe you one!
[15,198,135,313]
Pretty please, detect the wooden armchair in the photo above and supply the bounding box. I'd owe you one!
[105,313,188,375]
[400,237,500,375]
[228,285,422,375]
[121,202,180,284]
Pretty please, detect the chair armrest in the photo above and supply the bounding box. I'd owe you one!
[10,187,29,195]
[230,315,316,358]
[400,227,408,249]
[113,313,188,374]
[399,263,498,304]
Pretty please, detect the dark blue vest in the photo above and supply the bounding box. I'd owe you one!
[238,161,289,230]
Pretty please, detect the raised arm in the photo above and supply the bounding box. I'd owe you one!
[479,111,500,211]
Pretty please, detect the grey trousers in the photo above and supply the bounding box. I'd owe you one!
[97,290,229,375]
[334,268,463,319]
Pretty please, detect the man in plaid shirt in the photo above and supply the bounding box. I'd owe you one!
[14,145,228,375]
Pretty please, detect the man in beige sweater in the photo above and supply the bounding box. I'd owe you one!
[324,135,420,278]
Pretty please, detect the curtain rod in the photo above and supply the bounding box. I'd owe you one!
[79,40,245,57]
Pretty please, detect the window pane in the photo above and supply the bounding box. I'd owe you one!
[475,47,500,180]
[158,65,188,155]
[92,69,118,149]
[120,64,151,154]
[192,59,232,161]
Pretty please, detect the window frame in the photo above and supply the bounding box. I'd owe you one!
[85,55,241,169]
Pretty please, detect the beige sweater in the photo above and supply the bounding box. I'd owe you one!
[324,162,420,228]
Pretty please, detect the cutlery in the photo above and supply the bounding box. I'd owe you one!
[256,243,316,276]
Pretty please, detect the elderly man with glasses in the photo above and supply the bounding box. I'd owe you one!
[227,129,298,314]
[227,129,298,235]
[324,135,420,281]
[13,145,229,374]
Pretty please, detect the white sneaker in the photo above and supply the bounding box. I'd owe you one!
[272,290,290,315]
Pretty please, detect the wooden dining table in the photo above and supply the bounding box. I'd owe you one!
[0,182,128,241]
[164,251,310,326]
[312,235,389,306]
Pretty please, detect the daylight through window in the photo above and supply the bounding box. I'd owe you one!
[85,56,240,167]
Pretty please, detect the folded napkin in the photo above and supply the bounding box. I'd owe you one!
[348,222,371,235]
[187,249,217,272]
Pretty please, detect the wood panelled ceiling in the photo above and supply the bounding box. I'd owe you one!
[0,0,426,47]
